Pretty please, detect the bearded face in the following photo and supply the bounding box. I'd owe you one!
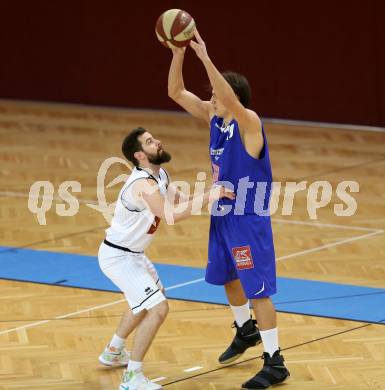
[136,132,172,166]
[146,147,172,165]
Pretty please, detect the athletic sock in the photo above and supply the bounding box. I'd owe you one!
[260,327,279,357]
[109,334,126,350]
[230,302,250,327]
[127,360,143,372]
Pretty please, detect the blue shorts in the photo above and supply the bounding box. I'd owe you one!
[205,214,277,299]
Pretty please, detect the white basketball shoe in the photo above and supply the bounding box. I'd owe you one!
[119,369,162,390]
[98,345,130,367]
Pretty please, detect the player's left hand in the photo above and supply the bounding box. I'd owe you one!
[189,28,209,62]
[219,186,236,200]
[210,185,235,201]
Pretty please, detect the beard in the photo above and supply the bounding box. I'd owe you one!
[146,149,172,165]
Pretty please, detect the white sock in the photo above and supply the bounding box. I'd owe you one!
[127,360,142,372]
[230,302,250,327]
[109,334,126,350]
[260,327,279,357]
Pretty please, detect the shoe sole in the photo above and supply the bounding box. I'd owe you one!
[219,340,262,365]
[241,373,290,389]
[119,383,162,390]
[219,352,243,364]
[98,355,128,367]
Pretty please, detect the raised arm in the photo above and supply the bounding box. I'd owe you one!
[168,47,212,123]
[190,30,262,139]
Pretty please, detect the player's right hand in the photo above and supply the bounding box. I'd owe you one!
[189,28,209,62]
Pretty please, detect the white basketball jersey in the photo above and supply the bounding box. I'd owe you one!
[105,166,169,252]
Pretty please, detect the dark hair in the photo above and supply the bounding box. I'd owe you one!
[222,71,252,108]
[121,127,147,166]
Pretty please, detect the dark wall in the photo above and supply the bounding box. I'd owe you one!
[1,0,384,126]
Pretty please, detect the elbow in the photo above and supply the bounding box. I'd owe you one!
[168,89,179,101]
[168,86,185,102]
[168,90,176,100]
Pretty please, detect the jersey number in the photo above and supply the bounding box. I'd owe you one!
[147,216,161,234]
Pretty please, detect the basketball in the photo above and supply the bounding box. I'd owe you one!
[155,9,195,49]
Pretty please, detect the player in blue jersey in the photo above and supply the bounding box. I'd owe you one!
[168,29,289,389]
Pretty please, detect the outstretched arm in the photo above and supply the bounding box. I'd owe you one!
[168,47,212,123]
[167,183,194,205]
[134,179,234,224]
[189,29,262,137]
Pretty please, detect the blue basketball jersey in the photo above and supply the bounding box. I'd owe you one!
[206,115,277,297]
[209,115,273,216]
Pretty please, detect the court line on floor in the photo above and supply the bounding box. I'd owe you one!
[297,157,385,181]
[0,193,383,334]
[0,189,383,232]
[183,366,203,373]
[271,218,381,232]
[152,377,167,383]
[0,278,205,336]
[1,224,382,336]
[0,225,108,254]
[161,320,385,387]
[2,99,384,132]
[0,216,381,258]
[264,117,385,133]
[276,230,383,261]
[2,190,383,262]
[2,304,385,327]
[0,190,97,205]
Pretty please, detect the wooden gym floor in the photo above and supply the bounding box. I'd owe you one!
[0,100,384,389]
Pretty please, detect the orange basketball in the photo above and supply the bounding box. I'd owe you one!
[155,9,195,49]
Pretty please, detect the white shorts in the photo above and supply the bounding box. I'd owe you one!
[98,242,165,315]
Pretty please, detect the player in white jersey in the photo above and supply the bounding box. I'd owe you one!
[98,127,234,390]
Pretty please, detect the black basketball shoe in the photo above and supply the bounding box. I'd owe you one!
[242,349,290,389]
[218,318,262,364]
